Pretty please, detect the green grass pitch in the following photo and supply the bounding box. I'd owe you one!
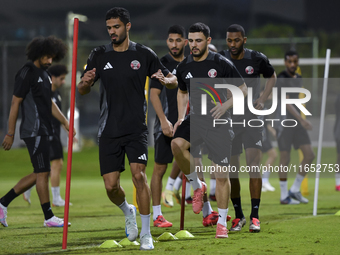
[0,146,339,254]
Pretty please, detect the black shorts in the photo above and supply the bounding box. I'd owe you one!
[261,126,273,153]
[23,136,51,173]
[49,135,64,161]
[231,126,263,156]
[154,132,173,164]
[191,145,202,158]
[277,125,311,152]
[99,132,148,176]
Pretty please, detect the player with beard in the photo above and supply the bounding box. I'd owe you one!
[172,22,247,238]
[275,50,314,204]
[1,36,73,228]
[150,25,187,227]
[78,7,177,250]
[219,24,276,232]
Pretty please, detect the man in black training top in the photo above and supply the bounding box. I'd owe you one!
[78,7,177,250]
[171,22,247,239]
[1,36,73,228]
[219,24,276,233]
[150,25,187,228]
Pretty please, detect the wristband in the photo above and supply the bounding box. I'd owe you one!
[6,133,14,138]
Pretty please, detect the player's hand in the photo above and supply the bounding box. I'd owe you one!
[161,118,174,137]
[210,100,228,119]
[301,119,312,130]
[173,119,184,135]
[151,69,168,85]
[81,68,96,87]
[62,122,77,137]
[253,98,264,110]
[2,135,14,151]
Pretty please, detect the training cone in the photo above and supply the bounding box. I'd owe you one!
[119,238,140,246]
[157,232,178,241]
[174,230,195,239]
[335,210,340,216]
[99,240,122,248]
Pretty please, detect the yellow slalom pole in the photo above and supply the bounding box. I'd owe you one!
[296,67,308,195]
[133,77,150,211]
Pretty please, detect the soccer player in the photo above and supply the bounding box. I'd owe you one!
[150,25,187,227]
[275,50,314,204]
[23,64,70,206]
[1,36,72,228]
[77,7,177,250]
[171,22,247,238]
[334,94,340,191]
[219,24,276,232]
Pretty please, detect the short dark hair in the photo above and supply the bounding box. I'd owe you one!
[168,25,186,38]
[26,36,67,62]
[188,22,210,38]
[227,24,245,37]
[105,7,130,25]
[48,64,68,77]
[285,50,299,60]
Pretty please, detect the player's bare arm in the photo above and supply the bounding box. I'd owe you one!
[151,69,178,89]
[254,72,277,110]
[211,83,248,119]
[174,89,188,134]
[51,99,76,137]
[2,96,22,150]
[150,88,174,137]
[78,68,96,95]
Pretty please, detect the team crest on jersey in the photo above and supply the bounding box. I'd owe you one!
[208,69,217,78]
[130,60,141,70]
[245,66,254,74]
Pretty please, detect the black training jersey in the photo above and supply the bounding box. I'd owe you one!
[13,62,53,139]
[51,90,62,137]
[176,51,244,119]
[219,48,275,121]
[83,41,170,138]
[150,53,179,134]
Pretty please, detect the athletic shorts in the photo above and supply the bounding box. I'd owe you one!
[23,136,51,173]
[261,125,273,153]
[99,132,148,176]
[231,126,263,156]
[191,145,202,158]
[154,132,173,164]
[277,125,311,152]
[49,135,64,161]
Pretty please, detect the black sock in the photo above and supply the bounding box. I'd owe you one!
[250,198,260,219]
[231,197,244,219]
[0,189,19,207]
[41,202,54,220]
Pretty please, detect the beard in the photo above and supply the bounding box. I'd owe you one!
[169,47,184,57]
[39,62,51,70]
[191,45,207,58]
[111,31,127,45]
[229,42,244,56]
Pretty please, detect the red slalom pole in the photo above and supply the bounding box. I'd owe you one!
[180,173,186,230]
[62,17,79,250]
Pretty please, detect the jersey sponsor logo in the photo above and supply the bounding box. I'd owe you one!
[38,77,43,83]
[185,72,193,79]
[172,69,177,75]
[103,62,113,70]
[58,95,62,102]
[138,153,147,161]
[245,66,254,75]
[208,69,217,78]
[130,60,141,70]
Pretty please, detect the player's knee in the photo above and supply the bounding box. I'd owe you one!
[305,151,315,163]
[132,171,147,186]
[171,139,183,157]
[105,182,120,194]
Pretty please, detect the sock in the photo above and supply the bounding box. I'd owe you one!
[335,173,340,186]
[0,188,19,207]
[185,172,201,191]
[185,182,192,199]
[250,198,260,219]
[209,179,216,195]
[290,174,305,193]
[152,205,162,221]
[118,200,133,216]
[165,177,175,191]
[217,208,229,227]
[174,176,182,191]
[51,186,61,201]
[280,181,288,200]
[262,171,270,182]
[41,202,54,220]
[140,214,151,237]
[202,201,213,218]
[231,197,244,219]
